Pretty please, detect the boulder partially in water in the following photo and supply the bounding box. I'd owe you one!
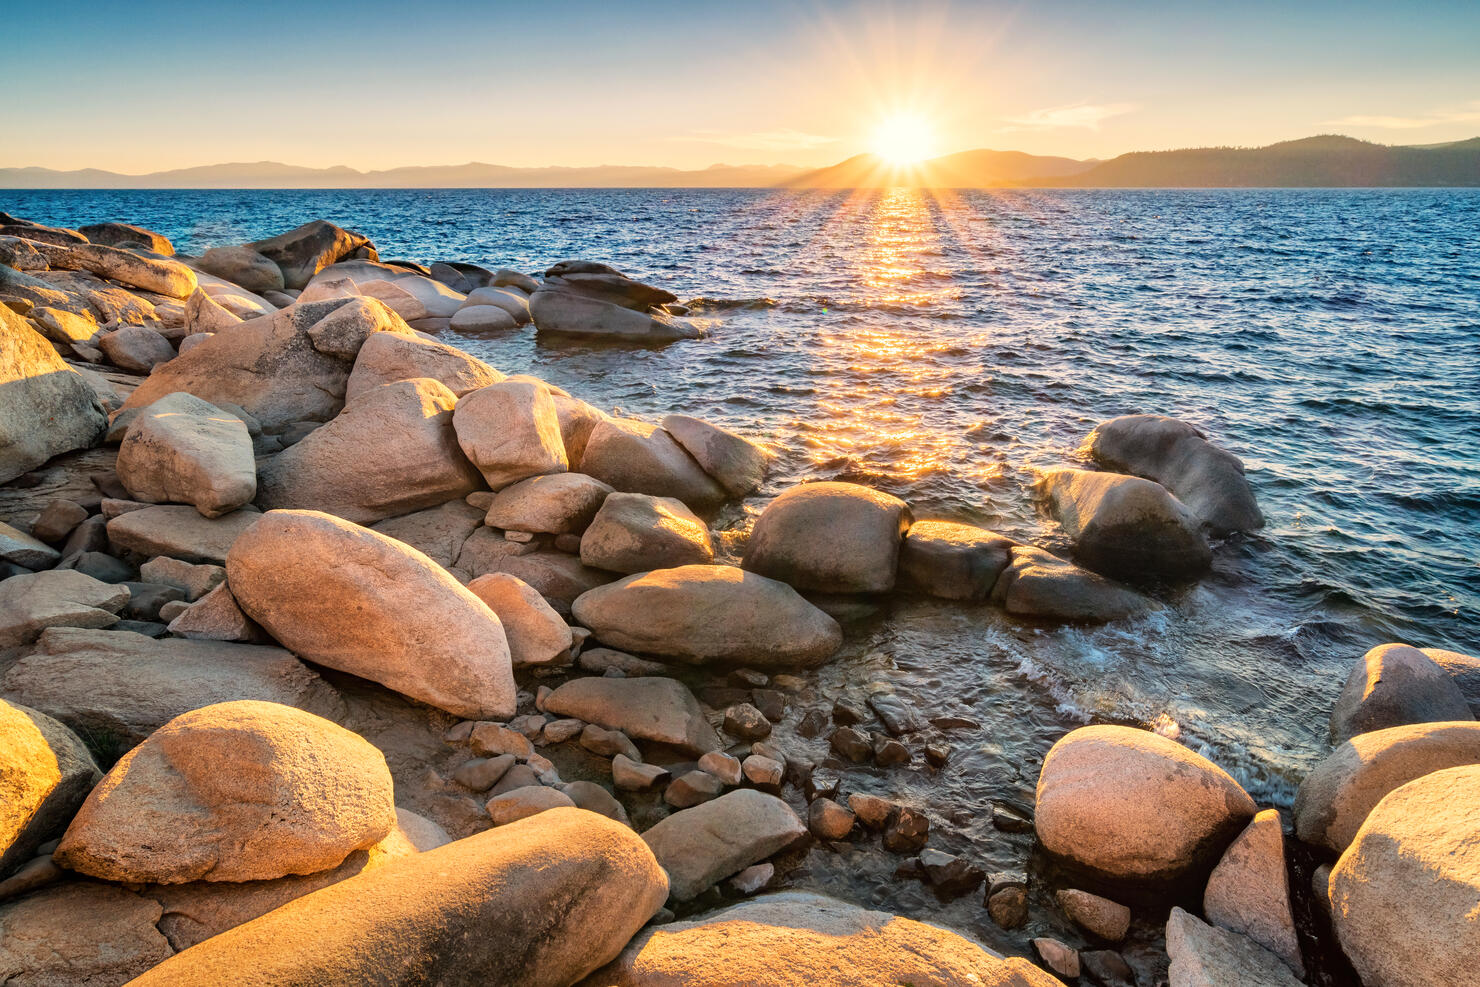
[898,519,1015,601]
[1086,414,1263,534]
[531,262,699,344]
[1328,643,1473,743]
[743,481,912,594]
[572,564,842,667]
[1036,468,1211,582]
[1329,764,1480,987]
[126,808,669,987]
[1034,725,1255,889]
[659,414,770,498]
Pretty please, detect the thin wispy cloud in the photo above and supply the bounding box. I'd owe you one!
[667,129,840,151]
[1325,102,1480,129]
[1000,102,1138,132]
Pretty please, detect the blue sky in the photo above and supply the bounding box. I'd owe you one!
[6,0,1479,171]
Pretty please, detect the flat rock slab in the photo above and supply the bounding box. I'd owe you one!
[107,505,262,565]
[543,677,721,754]
[641,789,806,901]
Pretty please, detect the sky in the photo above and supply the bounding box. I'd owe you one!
[5,0,1479,172]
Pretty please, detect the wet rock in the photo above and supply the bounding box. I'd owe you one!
[743,481,912,594]
[573,564,842,667]
[580,492,714,573]
[848,793,897,829]
[1034,725,1254,886]
[659,414,771,498]
[1058,888,1131,942]
[883,806,930,854]
[641,789,806,901]
[873,735,911,765]
[106,504,262,565]
[918,848,984,896]
[0,700,100,876]
[1332,763,1480,987]
[485,472,613,534]
[1036,468,1210,582]
[129,809,668,987]
[56,700,395,884]
[742,754,784,788]
[724,703,772,741]
[486,785,576,825]
[1295,720,1480,854]
[226,509,515,719]
[1032,938,1080,981]
[898,519,1016,600]
[665,770,725,808]
[797,708,829,739]
[1087,414,1263,534]
[830,726,873,763]
[1328,642,1472,743]
[1166,906,1301,987]
[530,280,701,344]
[697,751,743,785]
[117,392,256,518]
[1081,950,1137,987]
[0,306,108,484]
[584,890,1061,987]
[345,330,503,401]
[581,417,726,508]
[257,377,481,524]
[613,754,668,791]
[925,742,951,767]
[867,692,925,736]
[0,883,174,985]
[0,569,130,645]
[987,884,1029,930]
[453,380,568,490]
[808,798,856,840]
[467,573,574,668]
[751,688,785,722]
[1203,809,1302,975]
[545,677,719,754]
[993,803,1035,833]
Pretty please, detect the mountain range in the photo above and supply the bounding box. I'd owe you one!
[2,136,1476,189]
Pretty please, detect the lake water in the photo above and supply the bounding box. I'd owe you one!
[8,186,1479,966]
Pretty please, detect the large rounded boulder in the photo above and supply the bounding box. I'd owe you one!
[1328,643,1473,743]
[117,392,257,519]
[572,564,842,667]
[1329,764,1480,986]
[0,304,107,484]
[1036,468,1211,582]
[1034,725,1255,887]
[579,417,726,508]
[743,482,912,594]
[1294,720,1480,853]
[226,509,516,719]
[0,699,101,876]
[584,891,1065,987]
[1085,415,1263,534]
[127,807,669,987]
[452,379,569,490]
[54,700,395,884]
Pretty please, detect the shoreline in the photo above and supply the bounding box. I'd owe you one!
[2,212,1478,984]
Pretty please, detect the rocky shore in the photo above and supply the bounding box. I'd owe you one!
[1,213,1476,985]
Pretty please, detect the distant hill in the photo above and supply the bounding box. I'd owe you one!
[2,136,1476,188]
[0,160,806,189]
[781,149,1094,188]
[1046,135,1480,187]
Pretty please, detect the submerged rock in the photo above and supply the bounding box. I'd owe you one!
[743,482,912,594]
[584,891,1065,987]
[55,700,396,884]
[572,564,843,667]
[1086,414,1263,534]
[127,808,668,987]
[1034,725,1255,887]
[1037,468,1211,582]
[989,545,1153,622]
[225,510,515,719]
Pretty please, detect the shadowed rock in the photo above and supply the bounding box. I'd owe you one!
[1036,468,1211,582]
[0,699,100,877]
[1328,643,1473,743]
[248,221,376,290]
[898,519,1015,601]
[0,305,107,483]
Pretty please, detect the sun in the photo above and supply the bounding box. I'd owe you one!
[870,114,938,165]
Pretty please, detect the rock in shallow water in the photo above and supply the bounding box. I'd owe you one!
[226,509,515,719]
[897,519,1015,601]
[1034,724,1255,888]
[572,564,842,667]
[55,700,396,884]
[989,545,1153,622]
[743,481,912,594]
[1036,468,1211,583]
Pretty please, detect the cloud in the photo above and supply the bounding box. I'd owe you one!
[667,129,840,151]
[1000,102,1138,131]
[1324,102,1480,129]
